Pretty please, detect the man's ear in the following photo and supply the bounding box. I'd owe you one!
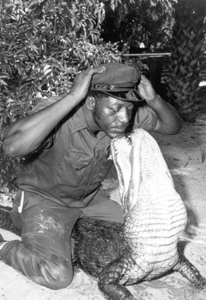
[85,96,96,111]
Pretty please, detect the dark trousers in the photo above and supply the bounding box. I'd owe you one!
[0,190,123,290]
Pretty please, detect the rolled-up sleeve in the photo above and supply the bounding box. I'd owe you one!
[28,96,63,151]
[134,105,158,132]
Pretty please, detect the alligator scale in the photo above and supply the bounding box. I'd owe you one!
[0,128,205,300]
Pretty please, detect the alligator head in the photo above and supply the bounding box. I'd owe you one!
[110,130,144,211]
[110,128,187,235]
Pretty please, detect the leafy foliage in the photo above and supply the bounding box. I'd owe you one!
[102,0,176,50]
[166,0,206,120]
[0,0,120,118]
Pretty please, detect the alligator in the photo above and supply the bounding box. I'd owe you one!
[0,128,205,300]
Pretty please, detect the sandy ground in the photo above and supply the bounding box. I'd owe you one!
[0,113,206,300]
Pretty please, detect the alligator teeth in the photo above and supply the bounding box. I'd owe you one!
[127,135,132,145]
[124,133,132,144]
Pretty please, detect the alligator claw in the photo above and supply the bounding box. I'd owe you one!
[173,253,206,289]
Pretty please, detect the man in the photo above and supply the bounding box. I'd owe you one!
[1,62,182,289]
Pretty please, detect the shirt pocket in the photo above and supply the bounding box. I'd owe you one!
[55,147,92,188]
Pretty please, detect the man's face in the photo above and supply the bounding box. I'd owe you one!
[93,96,134,138]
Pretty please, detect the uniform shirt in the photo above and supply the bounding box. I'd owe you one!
[17,96,158,208]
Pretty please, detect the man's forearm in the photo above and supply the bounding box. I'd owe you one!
[3,93,79,157]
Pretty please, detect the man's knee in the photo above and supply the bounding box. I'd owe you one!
[36,257,74,290]
[48,266,73,290]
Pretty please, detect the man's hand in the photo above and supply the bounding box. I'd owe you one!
[69,66,106,102]
[138,75,157,102]
[137,75,183,135]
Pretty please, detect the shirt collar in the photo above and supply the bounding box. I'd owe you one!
[70,106,110,145]
[69,105,108,142]
[69,105,88,134]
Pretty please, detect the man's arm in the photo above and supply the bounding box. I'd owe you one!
[3,66,106,157]
[138,75,183,134]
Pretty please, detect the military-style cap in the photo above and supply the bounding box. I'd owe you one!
[91,62,143,102]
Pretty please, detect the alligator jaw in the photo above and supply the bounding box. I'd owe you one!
[111,135,132,207]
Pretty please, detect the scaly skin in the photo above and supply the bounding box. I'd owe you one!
[111,129,188,283]
[0,128,205,300]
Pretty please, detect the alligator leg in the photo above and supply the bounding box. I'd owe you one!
[173,253,206,289]
[98,257,135,300]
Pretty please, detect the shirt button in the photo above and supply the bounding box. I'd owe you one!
[96,149,100,158]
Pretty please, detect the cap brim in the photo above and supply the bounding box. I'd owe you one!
[96,90,145,102]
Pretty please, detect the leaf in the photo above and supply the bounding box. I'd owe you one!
[43,69,53,76]
[0,79,7,86]
[43,64,52,72]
